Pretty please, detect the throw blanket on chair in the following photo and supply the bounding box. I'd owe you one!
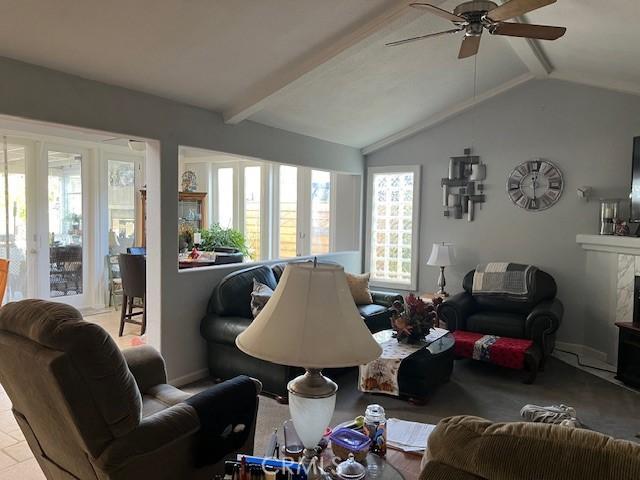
[472,262,537,301]
[185,375,257,467]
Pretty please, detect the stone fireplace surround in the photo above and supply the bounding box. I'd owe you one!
[577,234,640,364]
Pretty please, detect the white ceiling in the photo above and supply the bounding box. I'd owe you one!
[251,0,529,147]
[529,0,640,93]
[0,0,637,151]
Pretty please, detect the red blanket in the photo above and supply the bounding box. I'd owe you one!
[453,331,533,370]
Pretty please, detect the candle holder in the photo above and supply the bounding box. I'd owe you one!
[600,199,619,235]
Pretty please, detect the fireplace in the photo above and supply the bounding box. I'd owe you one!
[634,276,640,327]
[618,276,640,387]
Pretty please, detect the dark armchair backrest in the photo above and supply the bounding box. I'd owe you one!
[208,265,277,318]
[462,268,557,314]
[119,253,146,298]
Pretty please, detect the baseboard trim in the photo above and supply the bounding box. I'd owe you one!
[169,368,210,388]
[555,341,608,364]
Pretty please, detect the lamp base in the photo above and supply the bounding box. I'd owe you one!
[288,369,337,478]
[436,266,449,297]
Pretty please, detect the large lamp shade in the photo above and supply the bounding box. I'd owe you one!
[236,262,382,368]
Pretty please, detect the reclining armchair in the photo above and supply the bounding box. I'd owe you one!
[0,299,260,480]
[438,267,563,360]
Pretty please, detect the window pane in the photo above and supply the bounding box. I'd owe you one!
[0,143,27,302]
[311,170,331,254]
[279,165,297,258]
[370,172,414,285]
[244,166,261,260]
[108,159,135,254]
[48,151,83,297]
[218,167,234,229]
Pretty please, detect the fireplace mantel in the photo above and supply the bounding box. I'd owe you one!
[576,234,640,255]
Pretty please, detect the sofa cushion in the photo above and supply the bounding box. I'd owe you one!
[358,304,387,318]
[346,272,373,305]
[200,314,253,346]
[271,262,288,282]
[208,265,277,318]
[466,311,525,339]
[250,279,274,318]
[423,415,640,480]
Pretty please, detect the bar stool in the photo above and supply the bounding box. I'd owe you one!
[118,253,146,336]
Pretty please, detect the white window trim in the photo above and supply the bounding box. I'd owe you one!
[365,165,421,291]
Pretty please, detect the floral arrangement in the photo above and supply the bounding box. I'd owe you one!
[390,294,443,344]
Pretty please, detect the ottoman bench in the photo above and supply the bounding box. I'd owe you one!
[452,330,542,384]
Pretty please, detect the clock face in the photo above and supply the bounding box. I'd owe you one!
[507,159,563,211]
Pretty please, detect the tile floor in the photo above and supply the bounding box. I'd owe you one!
[84,308,145,350]
[0,384,44,480]
[0,307,144,479]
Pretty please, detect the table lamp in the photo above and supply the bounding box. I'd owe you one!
[427,242,456,297]
[236,261,382,470]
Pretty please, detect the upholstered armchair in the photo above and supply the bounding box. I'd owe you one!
[0,300,260,480]
[438,268,563,359]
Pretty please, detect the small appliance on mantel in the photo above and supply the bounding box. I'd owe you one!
[599,199,619,235]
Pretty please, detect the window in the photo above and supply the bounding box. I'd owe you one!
[244,166,261,260]
[278,165,297,258]
[178,147,359,267]
[367,166,420,289]
[217,167,234,229]
[310,170,331,254]
[48,150,84,297]
[107,159,136,254]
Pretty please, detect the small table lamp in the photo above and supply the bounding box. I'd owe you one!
[427,242,456,297]
[236,262,382,469]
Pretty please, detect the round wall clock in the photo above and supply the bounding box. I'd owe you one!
[507,159,563,211]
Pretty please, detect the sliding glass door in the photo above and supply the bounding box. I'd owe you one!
[0,137,32,302]
[46,147,87,305]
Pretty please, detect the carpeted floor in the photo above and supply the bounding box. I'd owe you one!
[188,356,640,456]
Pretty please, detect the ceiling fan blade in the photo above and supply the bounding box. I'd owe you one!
[458,34,481,59]
[490,22,566,40]
[386,28,463,47]
[487,0,556,22]
[410,3,466,23]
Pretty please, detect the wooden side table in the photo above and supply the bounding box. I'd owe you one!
[419,292,446,303]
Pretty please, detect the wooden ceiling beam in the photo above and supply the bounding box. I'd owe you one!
[223,0,447,125]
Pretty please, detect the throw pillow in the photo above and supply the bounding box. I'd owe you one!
[346,272,373,305]
[250,278,274,318]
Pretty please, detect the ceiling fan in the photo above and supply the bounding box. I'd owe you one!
[387,0,566,59]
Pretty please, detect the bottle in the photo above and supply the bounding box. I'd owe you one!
[363,404,387,457]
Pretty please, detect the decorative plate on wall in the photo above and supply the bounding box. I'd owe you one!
[507,159,563,211]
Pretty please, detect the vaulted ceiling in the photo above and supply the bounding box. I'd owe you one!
[0,0,637,152]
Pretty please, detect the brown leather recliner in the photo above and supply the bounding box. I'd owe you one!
[0,299,260,480]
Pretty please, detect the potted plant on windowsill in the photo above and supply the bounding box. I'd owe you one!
[198,223,250,262]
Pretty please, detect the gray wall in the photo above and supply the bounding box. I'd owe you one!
[366,79,640,357]
[0,56,363,382]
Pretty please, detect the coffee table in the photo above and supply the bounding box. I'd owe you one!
[370,330,455,403]
[320,448,422,479]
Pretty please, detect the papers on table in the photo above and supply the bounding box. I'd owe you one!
[425,327,449,344]
[387,418,436,453]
